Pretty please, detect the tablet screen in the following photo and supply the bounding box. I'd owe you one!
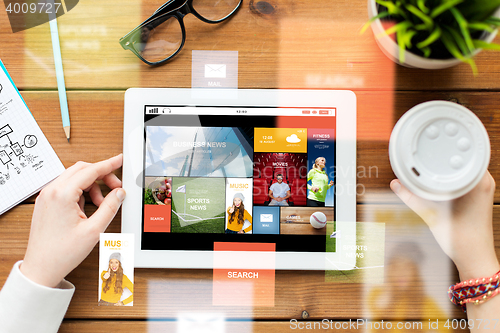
[141,106,337,253]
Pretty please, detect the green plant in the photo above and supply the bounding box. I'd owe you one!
[362,0,500,73]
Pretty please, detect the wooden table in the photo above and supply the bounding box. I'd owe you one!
[1,0,499,331]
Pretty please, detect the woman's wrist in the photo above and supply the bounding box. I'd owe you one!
[20,260,63,288]
[449,228,498,280]
[456,257,500,281]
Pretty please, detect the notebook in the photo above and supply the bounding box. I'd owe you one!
[0,60,65,215]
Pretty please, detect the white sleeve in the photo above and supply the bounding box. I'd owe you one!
[0,261,75,333]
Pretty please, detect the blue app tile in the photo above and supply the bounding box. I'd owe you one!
[253,206,280,235]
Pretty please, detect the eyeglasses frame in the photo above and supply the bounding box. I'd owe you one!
[119,0,242,65]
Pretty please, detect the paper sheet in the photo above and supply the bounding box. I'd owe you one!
[0,60,65,214]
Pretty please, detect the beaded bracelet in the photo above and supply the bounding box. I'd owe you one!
[448,270,500,312]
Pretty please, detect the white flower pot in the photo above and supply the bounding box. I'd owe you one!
[367,0,500,69]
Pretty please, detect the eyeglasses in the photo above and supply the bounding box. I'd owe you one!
[119,0,242,65]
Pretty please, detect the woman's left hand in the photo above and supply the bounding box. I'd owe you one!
[114,301,124,306]
[237,230,244,234]
[329,180,334,186]
[390,171,499,280]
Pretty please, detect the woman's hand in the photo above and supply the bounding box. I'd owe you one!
[103,268,111,280]
[311,186,319,193]
[228,205,234,214]
[20,155,126,288]
[114,301,124,306]
[329,180,334,187]
[390,171,499,280]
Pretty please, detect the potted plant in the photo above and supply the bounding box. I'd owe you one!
[362,0,500,73]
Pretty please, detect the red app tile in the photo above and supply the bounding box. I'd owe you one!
[144,204,171,232]
[213,242,276,307]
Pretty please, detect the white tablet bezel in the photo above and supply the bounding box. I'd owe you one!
[122,88,356,270]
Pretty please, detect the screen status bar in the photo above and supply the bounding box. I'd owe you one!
[145,106,336,116]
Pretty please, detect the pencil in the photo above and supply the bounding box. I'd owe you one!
[49,16,70,142]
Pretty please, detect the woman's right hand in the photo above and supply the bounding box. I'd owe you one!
[228,205,234,214]
[103,268,110,280]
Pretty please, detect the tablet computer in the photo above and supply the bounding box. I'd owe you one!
[122,88,356,270]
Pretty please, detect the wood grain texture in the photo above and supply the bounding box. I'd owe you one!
[2,203,497,320]
[58,320,470,332]
[0,0,499,91]
[357,90,500,203]
[15,90,500,203]
[279,223,327,235]
[1,0,500,325]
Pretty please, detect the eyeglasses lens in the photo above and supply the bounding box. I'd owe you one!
[192,0,241,21]
[132,15,183,63]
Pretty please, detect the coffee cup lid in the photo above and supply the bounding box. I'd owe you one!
[389,101,490,201]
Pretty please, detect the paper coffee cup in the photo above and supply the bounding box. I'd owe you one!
[389,101,490,201]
